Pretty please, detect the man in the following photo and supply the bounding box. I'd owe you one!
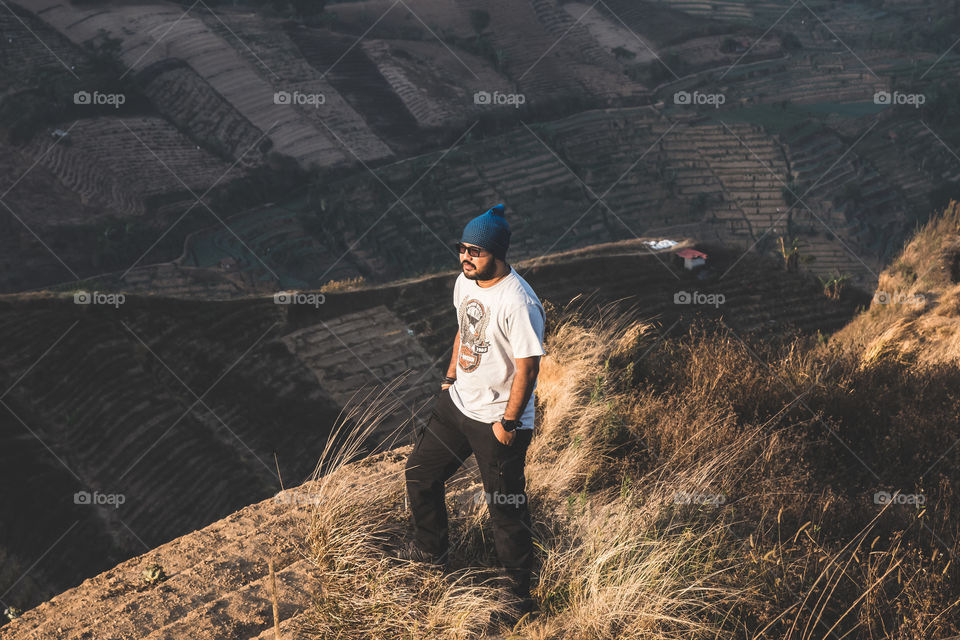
[402,203,546,619]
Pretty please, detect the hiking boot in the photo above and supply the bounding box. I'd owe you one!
[396,540,449,569]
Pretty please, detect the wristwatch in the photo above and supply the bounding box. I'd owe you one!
[500,418,523,432]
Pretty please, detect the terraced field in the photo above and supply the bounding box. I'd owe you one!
[22,116,243,217]
[281,305,440,450]
[4,0,954,301]
[777,121,903,282]
[64,101,906,297]
[0,139,113,291]
[137,60,272,170]
[199,12,397,158]
[283,25,425,154]
[19,0,376,171]
[175,200,360,288]
[0,294,343,609]
[0,4,82,90]
[451,0,647,102]
[860,120,943,222]
[722,53,885,106]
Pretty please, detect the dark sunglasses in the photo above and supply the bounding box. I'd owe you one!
[455,242,489,258]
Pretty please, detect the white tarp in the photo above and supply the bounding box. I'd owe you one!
[642,239,679,250]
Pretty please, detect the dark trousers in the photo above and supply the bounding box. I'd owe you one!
[404,387,535,599]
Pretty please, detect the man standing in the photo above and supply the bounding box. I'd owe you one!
[403,203,546,618]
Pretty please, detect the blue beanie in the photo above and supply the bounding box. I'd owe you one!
[460,203,511,260]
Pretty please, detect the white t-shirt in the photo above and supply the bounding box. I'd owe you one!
[448,266,546,430]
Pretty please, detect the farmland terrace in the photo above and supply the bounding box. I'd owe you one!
[80,105,893,296]
[3,0,957,297]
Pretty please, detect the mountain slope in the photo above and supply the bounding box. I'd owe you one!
[0,237,867,620]
[833,200,960,366]
[5,254,959,637]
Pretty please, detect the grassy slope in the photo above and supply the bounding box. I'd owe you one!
[293,275,960,637]
[832,200,960,368]
[3,207,958,636]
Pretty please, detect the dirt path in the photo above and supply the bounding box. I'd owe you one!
[1,448,408,640]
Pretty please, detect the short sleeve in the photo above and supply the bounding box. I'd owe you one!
[453,276,460,310]
[505,303,546,359]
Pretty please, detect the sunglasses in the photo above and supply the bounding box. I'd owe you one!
[455,242,489,258]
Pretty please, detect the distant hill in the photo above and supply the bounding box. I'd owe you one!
[2,0,958,295]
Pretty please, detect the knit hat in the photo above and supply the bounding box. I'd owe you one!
[460,204,511,260]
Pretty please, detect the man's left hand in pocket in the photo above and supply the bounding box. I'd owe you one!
[492,421,516,446]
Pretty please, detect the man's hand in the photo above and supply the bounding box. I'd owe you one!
[492,421,516,446]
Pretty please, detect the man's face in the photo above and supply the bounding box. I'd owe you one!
[459,242,499,280]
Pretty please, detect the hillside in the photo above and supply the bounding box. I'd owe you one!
[3,223,959,636]
[2,0,959,296]
[833,199,960,367]
[4,0,960,636]
[1,446,411,640]
[0,236,868,620]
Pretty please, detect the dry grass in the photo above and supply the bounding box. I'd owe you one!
[288,380,515,639]
[286,280,960,638]
[320,276,368,293]
[834,199,960,368]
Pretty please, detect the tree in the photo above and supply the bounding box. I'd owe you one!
[780,31,802,52]
[778,236,800,272]
[818,272,849,300]
[720,36,739,53]
[469,9,490,37]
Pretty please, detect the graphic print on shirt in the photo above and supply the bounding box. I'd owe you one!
[457,297,491,372]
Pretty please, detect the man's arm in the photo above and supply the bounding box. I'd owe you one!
[441,331,460,390]
[492,355,540,444]
[502,356,540,421]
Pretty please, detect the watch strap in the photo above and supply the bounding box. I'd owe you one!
[500,418,522,432]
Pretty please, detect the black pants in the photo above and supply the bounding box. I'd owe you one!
[404,387,534,599]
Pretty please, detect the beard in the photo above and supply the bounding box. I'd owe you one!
[462,260,499,280]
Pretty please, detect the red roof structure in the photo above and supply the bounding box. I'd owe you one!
[675,248,707,259]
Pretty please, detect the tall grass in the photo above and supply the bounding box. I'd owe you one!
[834,199,960,368]
[288,294,960,638]
[291,378,515,639]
